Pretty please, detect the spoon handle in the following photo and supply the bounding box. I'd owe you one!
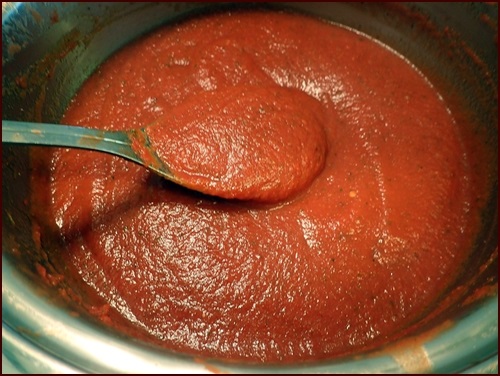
[2,120,176,182]
[2,120,138,162]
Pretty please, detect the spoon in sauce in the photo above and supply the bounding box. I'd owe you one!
[2,86,327,202]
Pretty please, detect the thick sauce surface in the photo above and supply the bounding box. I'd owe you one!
[31,11,481,362]
[137,85,327,202]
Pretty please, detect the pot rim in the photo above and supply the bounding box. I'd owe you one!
[2,259,498,373]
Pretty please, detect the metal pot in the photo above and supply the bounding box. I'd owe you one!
[2,2,497,373]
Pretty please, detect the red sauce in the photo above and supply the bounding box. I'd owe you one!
[31,10,483,362]
[136,85,327,202]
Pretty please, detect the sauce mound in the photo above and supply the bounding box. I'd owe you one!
[140,85,327,202]
[31,10,482,362]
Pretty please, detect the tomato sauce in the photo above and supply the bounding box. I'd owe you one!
[136,85,327,202]
[30,10,482,362]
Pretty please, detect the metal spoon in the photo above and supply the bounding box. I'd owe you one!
[2,85,326,203]
[2,119,179,184]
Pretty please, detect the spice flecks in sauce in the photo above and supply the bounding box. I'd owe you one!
[31,10,481,362]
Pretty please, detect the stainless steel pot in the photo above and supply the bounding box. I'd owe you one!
[2,2,498,373]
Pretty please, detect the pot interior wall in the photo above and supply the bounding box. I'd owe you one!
[2,2,498,373]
